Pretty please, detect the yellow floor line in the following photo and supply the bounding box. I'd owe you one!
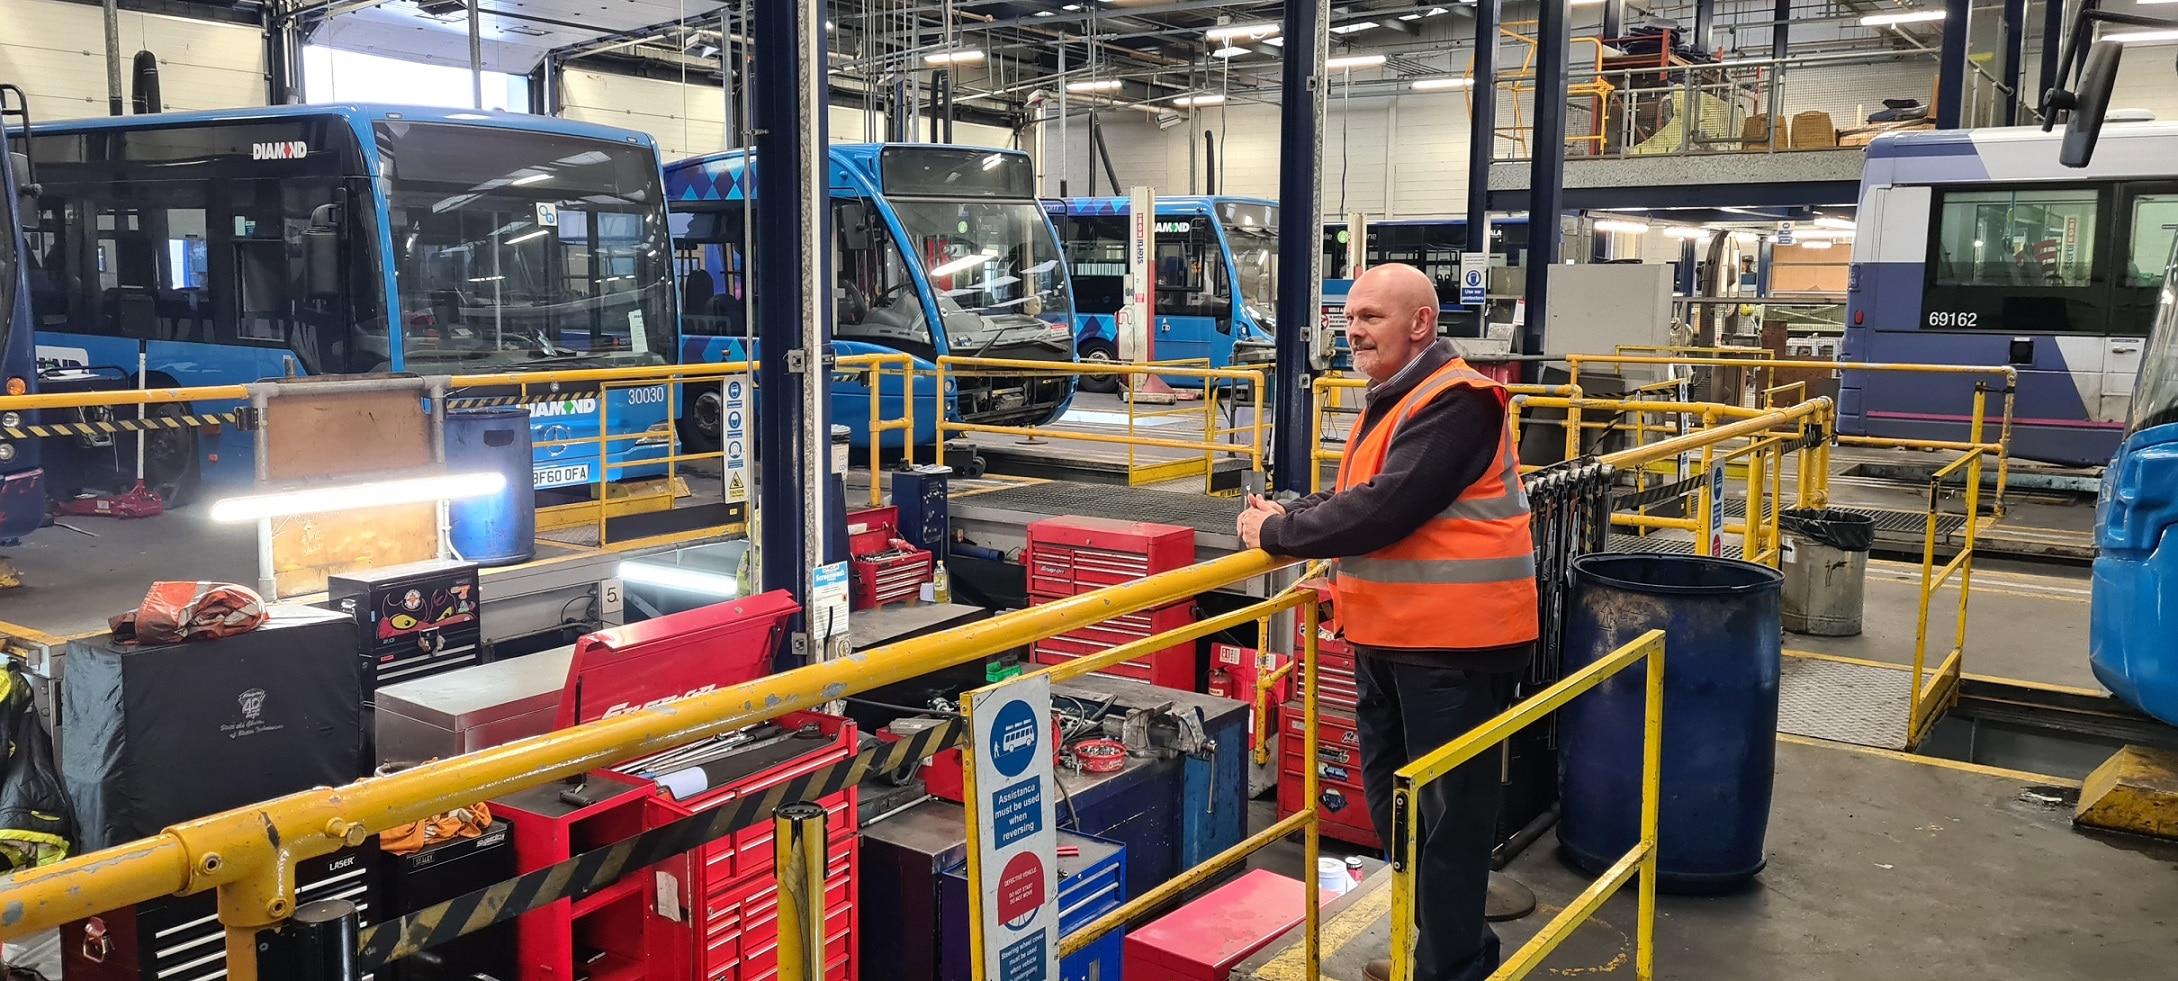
[1784,649,1913,671]
[1778,733,2081,787]
[1254,877,1393,981]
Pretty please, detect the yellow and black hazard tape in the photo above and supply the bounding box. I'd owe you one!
[352,717,963,969]
[2,411,239,441]
[445,389,608,410]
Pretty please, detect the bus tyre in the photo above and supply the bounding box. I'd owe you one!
[678,390,723,454]
[142,403,202,508]
[1077,340,1120,394]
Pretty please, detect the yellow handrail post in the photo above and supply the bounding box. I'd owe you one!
[1302,596,1323,981]
[1693,409,1719,555]
[868,363,884,508]
[1635,627,1664,981]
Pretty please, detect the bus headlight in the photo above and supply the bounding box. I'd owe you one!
[0,412,19,429]
[0,443,16,463]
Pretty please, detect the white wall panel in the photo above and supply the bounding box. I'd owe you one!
[561,68,1013,163]
[0,0,264,116]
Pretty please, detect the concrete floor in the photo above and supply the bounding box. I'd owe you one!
[1242,738,2178,981]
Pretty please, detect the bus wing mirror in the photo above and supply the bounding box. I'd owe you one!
[840,201,874,251]
[9,151,30,228]
[303,203,343,299]
[2056,40,2123,169]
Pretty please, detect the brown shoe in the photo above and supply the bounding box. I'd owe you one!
[1363,959,1393,981]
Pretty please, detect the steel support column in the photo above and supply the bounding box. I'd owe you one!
[1466,0,1501,257]
[1772,0,1790,60]
[1523,0,1572,364]
[1272,0,1328,494]
[2038,0,2066,114]
[752,0,832,643]
[1677,238,1698,298]
[2002,0,2028,124]
[1756,234,1774,297]
[1693,0,1715,55]
[1936,0,1971,128]
[1602,0,1624,41]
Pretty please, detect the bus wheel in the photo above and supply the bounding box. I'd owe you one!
[1077,340,1120,394]
[678,390,723,454]
[142,403,202,508]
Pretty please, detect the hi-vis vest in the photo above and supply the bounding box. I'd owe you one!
[1332,357,1540,649]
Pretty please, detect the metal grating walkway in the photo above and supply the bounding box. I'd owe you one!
[1607,533,1698,555]
[1720,499,1966,537]
[1778,656,1915,751]
[951,480,1240,535]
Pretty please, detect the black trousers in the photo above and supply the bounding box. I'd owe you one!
[1354,654,1519,981]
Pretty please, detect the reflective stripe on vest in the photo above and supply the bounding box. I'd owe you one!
[1331,356,1540,649]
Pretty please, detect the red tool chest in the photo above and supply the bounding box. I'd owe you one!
[1122,869,1330,981]
[848,506,934,609]
[647,711,861,981]
[1277,584,1380,848]
[1024,516,1198,689]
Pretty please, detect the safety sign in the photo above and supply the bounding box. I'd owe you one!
[966,672,1060,981]
[723,375,750,503]
[1459,252,1489,307]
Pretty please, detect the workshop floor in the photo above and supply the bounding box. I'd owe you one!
[1240,738,2178,981]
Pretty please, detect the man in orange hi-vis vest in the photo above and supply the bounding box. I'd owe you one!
[1238,263,1538,981]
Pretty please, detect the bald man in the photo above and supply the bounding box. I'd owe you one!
[1238,263,1538,981]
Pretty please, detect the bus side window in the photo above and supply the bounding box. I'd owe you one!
[2127,194,2178,288]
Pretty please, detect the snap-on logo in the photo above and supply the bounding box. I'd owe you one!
[600,684,720,719]
[252,141,309,161]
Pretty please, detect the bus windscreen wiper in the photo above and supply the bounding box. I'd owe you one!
[969,320,1054,359]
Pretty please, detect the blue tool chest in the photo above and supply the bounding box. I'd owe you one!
[939,829,1128,981]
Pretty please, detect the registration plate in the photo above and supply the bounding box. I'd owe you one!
[533,464,592,488]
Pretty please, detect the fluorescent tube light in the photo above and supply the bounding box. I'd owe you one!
[1067,79,1124,92]
[1861,10,1947,25]
[1327,53,1388,69]
[1212,46,1249,58]
[925,49,986,65]
[1173,93,1227,106]
[1594,219,1652,234]
[1206,22,1279,40]
[211,471,506,523]
[1410,77,1471,91]
[505,228,552,245]
[617,561,740,597]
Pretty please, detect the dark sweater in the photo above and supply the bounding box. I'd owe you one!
[1261,341,1534,671]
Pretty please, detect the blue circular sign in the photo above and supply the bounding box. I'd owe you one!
[726,381,744,399]
[988,699,1041,778]
[727,410,744,429]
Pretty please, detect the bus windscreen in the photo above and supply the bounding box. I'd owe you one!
[376,122,675,371]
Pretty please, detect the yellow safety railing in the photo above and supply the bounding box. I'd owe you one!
[935,355,1269,494]
[972,583,1326,981]
[1898,384,1993,745]
[832,352,919,508]
[0,549,1303,978]
[1391,629,1665,981]
[1309,376,1585,492]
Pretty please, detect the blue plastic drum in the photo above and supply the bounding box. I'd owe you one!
[1557,553,1782,893]
[446,406,536,566]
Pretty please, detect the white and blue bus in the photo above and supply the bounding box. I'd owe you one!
[15,104,680,503]
[1042,195,1277,391]
[1842,122,2178,466]
[668,143,1076,451]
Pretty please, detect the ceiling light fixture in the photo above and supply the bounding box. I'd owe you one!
[1066,79,1124,92]
[1212,45,1249,58]
[1330,21,1379,34]
[925,49,986,65]
[2107,28,2178,41]
[1860,10,1947,25]
[1594,219,1652,234]
[1799,239,1836,249]
[1206,21,1279,40]
[1327,53,1388,69]
[1410,77,1472,91]
[1174,93,1228,107]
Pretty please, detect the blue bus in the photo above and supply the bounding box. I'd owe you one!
[14,104,680,504]
[0,87,42,541]
[667,143,1076,450]
[1043,196,1277,391]
[2093,232,2178,725]
[1842,123,2178,467]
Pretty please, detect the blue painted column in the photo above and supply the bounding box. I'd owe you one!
[1272,0,1327,495]
[752,0,832,636]
[1467,0,1501,256]
[1756,234,1774,297]
[1936,0,1972,128]
[2002,0,2028,125]
[1523,0,1571,362]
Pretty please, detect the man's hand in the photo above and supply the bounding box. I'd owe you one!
[1238,494,1286,551]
